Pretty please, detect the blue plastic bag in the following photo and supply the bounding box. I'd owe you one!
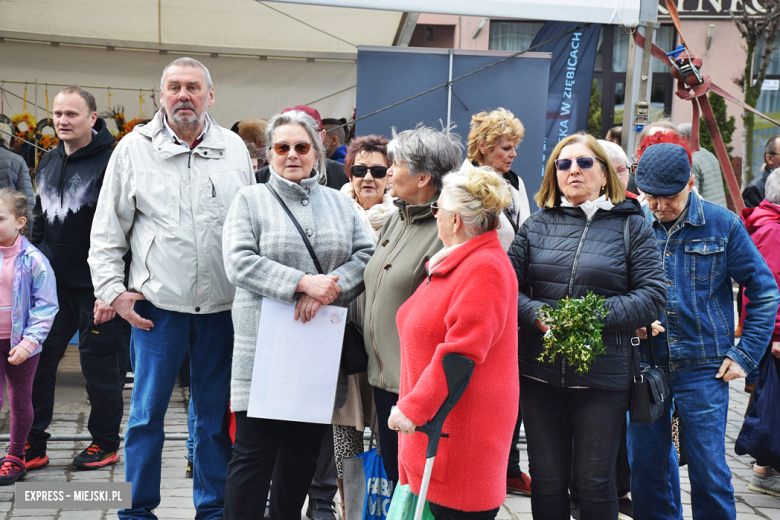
[736,352,780,469]
[342,447,393,520]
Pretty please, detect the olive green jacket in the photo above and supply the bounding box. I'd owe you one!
[363,195,442,394]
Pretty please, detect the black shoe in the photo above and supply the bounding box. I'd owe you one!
[185,457,193,479]
[307,499,335,520]
[618,495,633,519]
[24,442,49,470]
[73,443,119,470]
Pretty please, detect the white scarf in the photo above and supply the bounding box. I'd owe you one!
[428,242,466,272]
[560,194,614,220]
[340,183,396,242]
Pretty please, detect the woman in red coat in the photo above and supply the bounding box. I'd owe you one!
[389,165,519,519]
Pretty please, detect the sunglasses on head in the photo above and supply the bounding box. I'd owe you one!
[554,157,602,170]
[273,141,312,156]
[350,165,389,178]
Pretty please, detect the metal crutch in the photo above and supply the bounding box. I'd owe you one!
[413,353,476,520]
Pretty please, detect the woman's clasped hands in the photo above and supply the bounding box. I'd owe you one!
[294,274,341,323]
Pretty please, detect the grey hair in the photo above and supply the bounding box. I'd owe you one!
[598,139,630,168]
[387,125,463,192]
[265,110,327,185]
[440,165,511,237]
[677,122,692,138]
[764,135,780,157]
[766,169,780,205]
[160,57,213,90]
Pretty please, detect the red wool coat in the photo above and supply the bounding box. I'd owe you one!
[396,230,519,512]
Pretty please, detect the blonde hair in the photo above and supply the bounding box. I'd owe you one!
[440,166,512,237]
[0,188,31,237]
[467,108,525,164]
[238,118,268,148]
[535,133,626,209]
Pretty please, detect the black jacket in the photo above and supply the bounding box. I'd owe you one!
[742,164,772,209]
[255,158,348,190]
[0,146,35,211]
[32,118,115,289]
[507,198,667,391]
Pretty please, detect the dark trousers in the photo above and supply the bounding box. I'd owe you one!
[429,502,500,520]
[225,412,328,520]
[507,376,525,479]
[28,286,130,453]
[307,425,338,504]
[521,376,629,520]
[373,386,399,483]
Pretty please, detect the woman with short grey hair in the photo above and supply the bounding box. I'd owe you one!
[222,110,375,519]
[363,125,462,483]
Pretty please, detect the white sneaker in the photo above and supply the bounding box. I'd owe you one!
[749,467,780,497]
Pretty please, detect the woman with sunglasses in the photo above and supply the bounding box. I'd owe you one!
[507,133,666,520]
[363,125,463,488]
[222,110,375,520]
[330,134,395,517]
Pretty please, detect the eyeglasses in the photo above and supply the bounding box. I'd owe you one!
[430,202,442,216]
[554,157,602,170]
[350,165,389,178]
[273,141,312,156]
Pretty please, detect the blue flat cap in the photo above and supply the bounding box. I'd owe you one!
[635,143,691,196]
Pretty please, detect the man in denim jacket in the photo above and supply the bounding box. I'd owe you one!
[627,143,780,519]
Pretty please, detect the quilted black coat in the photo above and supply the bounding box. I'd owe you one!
[507,198,667,391]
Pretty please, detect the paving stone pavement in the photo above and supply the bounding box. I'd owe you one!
[0,345,778,519]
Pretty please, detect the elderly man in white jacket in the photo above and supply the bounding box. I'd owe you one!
[88,57,255,520]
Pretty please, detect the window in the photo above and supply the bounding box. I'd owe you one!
[488,21,545,52]
[751,38,780,176]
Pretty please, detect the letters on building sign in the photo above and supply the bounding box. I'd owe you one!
[658,0,767,17]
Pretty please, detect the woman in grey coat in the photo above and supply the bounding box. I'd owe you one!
[222,110,375,520]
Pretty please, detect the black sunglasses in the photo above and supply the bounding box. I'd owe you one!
[431,201,442,216]
[350,165,389,178]
[273,141,312,155]
[554,157,603,170]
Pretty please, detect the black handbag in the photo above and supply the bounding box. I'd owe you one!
[622,216,669,424]
[266,184,369,375]
[629,330,669,424]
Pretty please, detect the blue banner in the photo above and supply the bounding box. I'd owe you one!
[531,22,601,174]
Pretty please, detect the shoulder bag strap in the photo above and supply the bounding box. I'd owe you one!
[266,184,324,275]
[625,215,658,371]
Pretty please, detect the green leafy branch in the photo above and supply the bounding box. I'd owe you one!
[536,291,610,374]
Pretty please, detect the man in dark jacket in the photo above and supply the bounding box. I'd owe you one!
[0,123,35,210]
[26,86,130,471]
[743,135,780,208]
[629,143,780,519]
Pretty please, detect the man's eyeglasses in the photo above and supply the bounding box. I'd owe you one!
[350,165,389,178]
[273,141,312,155]
[554,157,602,170]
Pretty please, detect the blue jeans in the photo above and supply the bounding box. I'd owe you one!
[627,367,735,520]
[119,301,233,520]
[187,395,196,463]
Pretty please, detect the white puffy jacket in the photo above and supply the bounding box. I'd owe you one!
[88,110,255,314]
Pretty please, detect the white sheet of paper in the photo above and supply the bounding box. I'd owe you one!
[247,298,347,424]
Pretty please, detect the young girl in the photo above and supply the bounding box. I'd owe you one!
[0,188,58,484]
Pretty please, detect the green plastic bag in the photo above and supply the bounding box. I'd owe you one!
[386,484,434,520]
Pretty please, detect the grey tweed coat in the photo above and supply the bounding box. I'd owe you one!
[223,168,375,412]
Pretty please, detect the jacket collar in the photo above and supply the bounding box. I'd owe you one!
[394,193,437,223]
[647,190,705,229]
[138,110,226,160]
[18,236,36,258]
[268,164,320,200]
[426,229,498,278]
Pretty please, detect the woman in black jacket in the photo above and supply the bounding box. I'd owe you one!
[507,133,666,520]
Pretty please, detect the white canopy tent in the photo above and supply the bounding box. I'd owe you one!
[0,0,410,127]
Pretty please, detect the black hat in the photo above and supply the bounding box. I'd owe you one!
[635,143,691,196]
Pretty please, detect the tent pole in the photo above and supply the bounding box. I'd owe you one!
[447,48,453,134]
[623,0,658,156]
